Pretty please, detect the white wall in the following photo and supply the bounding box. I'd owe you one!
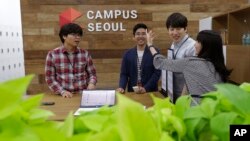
[199,17,226,64]
[0,0,25,82]
[199,17,212,31]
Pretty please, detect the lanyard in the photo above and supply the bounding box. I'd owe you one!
[173,37,189,59]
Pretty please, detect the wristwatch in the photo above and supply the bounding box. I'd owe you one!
[148,45,154,48]
[148,45,155,49]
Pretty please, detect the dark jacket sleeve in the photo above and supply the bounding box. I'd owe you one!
[119,52,128,89]
[143,47,161,92]
[143,68,161,92]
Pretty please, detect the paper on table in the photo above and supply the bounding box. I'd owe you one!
[74,107,99,115]
[74,90,116,116]
[74,105,146,116]
[80,90,116,107]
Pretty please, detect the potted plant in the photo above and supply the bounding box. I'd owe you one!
[0,75,249,141]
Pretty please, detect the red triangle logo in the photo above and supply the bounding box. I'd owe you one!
[59,8,82,27]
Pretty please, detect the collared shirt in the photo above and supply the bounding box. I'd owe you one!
[171,35,196,59]
[45,46,97,94]
[169,34,196,97]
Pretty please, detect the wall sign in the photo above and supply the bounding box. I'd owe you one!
[86,10,138,32]
[59,8,138,32]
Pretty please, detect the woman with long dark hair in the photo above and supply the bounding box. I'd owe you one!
[147,30,232,103]
[196,30,231,82]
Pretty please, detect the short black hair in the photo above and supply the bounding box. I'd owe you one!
[166,12,188,29]
[59,23,83,43]
[133,23,148,36]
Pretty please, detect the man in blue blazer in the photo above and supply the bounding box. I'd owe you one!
[116,23,161,94]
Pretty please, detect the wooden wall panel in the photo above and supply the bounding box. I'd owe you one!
[191,3,245,12]
[21,0,248,94]
[226,45,250,84]
[27,0,141,5]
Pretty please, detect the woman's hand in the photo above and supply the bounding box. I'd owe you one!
[146,29,158,55]
[146,29,156,46]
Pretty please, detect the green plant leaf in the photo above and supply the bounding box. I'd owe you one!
[149,94,175,134]
[68,132,93,141]
[150,94,174,110]
[19,94,54,124]
[116,94,160,141]
[0,116,40,141]
[87,126,121,141]
[210,112,238,141]
[27,109,54,124]
[167,114,186,139]
[0,74,33,96]
[59,112,74,137]
[31,123,66,141]
[199,98,217,119]
[78,113,109,132]
[159,131,175,141]
[184,118,201,141]
[175,95,191,118]
[74,106,116,133]
[0,75,34,120]
[216,83,250,115]
[21,94,44,111]
[184,106,207,119]
[239,82,250,93]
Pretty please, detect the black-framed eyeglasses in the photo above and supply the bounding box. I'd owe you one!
[135,32,146,36]
[68,33,82,38]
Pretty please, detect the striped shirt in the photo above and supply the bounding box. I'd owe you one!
[137,50,144,83]
[45,46,97,94]
[154,55,222,98]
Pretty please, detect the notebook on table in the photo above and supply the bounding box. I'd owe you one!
[74,90,116,115]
